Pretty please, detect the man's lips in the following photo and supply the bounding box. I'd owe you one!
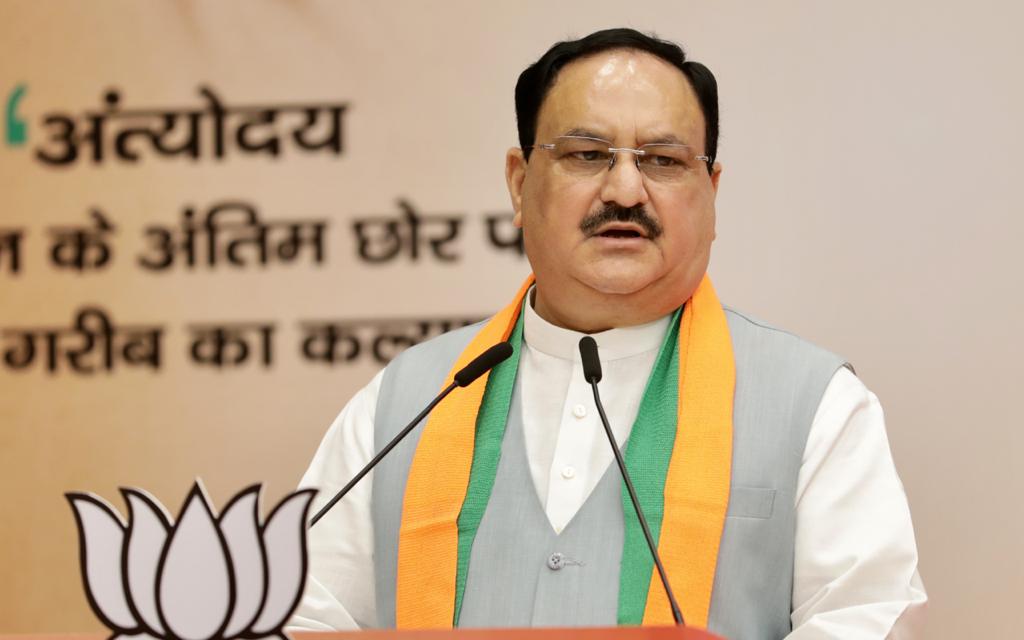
[589,223,649,239]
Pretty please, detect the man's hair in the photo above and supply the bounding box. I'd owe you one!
[515,28,719,173]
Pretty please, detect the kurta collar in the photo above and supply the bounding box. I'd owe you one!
[523,287,672,362]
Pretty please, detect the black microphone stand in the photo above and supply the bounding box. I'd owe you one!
[308,378,458,527]
[579,336,685,626]
[308,341,513,528]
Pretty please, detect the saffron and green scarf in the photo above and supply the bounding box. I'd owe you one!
[395,274,735,629]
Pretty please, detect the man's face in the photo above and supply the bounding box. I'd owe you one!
[506,49,721,328]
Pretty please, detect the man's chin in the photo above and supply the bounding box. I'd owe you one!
[580,272,657,297]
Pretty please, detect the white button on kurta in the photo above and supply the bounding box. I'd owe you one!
[525,307,666,535]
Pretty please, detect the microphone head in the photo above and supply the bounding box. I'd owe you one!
[578,336,602,383]
[453,341,513,387]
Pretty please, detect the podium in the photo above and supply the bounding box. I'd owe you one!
[2,629,723,640]
[302,629,722,639]
[295,628,723,639]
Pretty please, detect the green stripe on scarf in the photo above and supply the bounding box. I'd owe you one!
[453,310,525,623]
[618,308,682,624]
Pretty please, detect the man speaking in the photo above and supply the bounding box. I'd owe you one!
[291,28,926,638]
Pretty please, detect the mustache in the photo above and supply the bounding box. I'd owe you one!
[579,203,663,239]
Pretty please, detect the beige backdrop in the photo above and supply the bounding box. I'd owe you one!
[1,1,1021,638]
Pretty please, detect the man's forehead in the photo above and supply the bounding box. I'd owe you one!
[536,48,704,144]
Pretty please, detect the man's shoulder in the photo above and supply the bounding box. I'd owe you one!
[722,305,818,344]
[372,321,490,429]
[385,320,489,375]
[722,305,851,374]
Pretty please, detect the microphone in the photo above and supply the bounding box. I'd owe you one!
[578,336,685,626]
[454,342,513,386]
[309,341,514,527]
[579,335,602,383]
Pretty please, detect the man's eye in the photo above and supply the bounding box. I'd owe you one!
[568,150,606,162]
[646,154,680,167]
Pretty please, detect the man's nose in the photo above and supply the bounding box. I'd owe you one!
[599,151,650,209]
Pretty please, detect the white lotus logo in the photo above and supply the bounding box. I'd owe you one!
[67,482,316,640]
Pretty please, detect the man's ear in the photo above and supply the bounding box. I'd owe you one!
[506,147,527,227]
[709,161,723,241]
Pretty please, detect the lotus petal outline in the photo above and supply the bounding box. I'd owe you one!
[67,481,316,640]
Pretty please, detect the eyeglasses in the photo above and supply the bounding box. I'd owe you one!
[528,135,712,182]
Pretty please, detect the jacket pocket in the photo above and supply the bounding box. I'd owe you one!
[725,486,776,519]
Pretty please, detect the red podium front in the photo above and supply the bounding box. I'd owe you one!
[3,628,723,640]
[304,628,722,639]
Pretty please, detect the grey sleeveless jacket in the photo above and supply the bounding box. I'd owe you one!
[369,308,846,640]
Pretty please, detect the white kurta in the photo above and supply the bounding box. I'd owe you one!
[291,300,927,637]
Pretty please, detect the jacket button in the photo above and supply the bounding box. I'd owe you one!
[547,552,565,570]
